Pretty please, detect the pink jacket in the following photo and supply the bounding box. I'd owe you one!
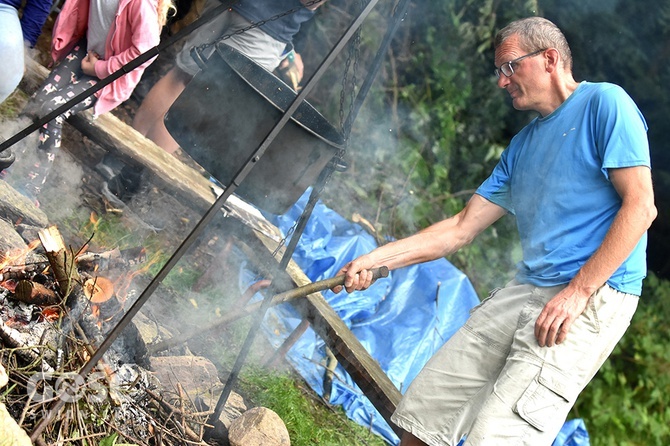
[50,0,160,116]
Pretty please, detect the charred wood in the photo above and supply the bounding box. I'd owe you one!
[13,281,59,306]
[0,262,50,282]
[76,247,147,272]
[0,319,55,372]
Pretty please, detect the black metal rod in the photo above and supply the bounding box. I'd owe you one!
[1,0,239,154]
[277,167,330,271]
[205,0,383,435]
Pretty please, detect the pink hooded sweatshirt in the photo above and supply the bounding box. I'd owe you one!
[50,0,161,116]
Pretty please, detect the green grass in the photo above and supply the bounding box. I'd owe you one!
[0,90,27,118]
[238,366,389,446]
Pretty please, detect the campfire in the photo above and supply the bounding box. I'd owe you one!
[0,219,224,445]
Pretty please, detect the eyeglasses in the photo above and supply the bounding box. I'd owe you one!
[494,49,547,78]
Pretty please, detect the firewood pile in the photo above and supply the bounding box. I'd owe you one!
[0,184,231,445]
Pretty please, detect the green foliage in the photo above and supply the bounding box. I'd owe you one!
[538,0,670,275]
[239,366,388,446]
[570,273,670,445]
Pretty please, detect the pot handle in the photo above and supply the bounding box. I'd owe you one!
[190,46,209,71]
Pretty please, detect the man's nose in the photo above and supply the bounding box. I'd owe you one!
[497,74,510,89]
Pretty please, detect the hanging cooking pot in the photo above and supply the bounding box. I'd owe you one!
[164,44,345,214]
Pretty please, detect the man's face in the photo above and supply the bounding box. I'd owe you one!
[494,35,546,113]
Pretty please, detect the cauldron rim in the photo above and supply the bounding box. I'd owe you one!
[214,43,346,150]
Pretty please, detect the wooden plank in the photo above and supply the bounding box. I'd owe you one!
[20,57,403,433]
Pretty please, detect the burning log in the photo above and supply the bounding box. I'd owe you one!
[83,277,114,306]
[83,276,123,323]
[0,262,50,282]
[38,226,81,298]
[13,280,59,306]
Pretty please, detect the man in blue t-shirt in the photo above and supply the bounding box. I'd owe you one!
[334,17,656,446]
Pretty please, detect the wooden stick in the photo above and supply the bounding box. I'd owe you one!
[147,266,388,354]
[264,318,310,368]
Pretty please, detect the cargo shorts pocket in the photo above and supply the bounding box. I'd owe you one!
[513,364,578,432]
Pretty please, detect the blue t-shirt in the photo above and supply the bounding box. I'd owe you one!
[476,81,650,295]
[233,0,315,46]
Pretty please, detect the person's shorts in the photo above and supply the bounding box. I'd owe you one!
[391,281,638,446]
[176,0,287,76]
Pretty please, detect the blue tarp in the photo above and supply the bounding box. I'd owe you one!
[239,190,589,445]
[552,419,590,446]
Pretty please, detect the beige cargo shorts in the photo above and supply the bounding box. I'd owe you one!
[391,280,638,446]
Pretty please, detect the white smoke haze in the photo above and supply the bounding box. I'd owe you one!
[1,116,84,219]
[0,0,516,402]
[0,80,288,373]
[0,0,444,371]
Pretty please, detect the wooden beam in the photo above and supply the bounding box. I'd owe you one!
[21,58,283,240]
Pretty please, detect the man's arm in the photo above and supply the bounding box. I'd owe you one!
[534,165,657,347]
[335,194,507,293]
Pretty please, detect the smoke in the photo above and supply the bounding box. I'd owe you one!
[1,116,85,220]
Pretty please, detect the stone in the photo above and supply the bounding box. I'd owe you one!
[228,406,290,446]
[0,218,29,259]
[133,310,175,355]
[0,365,31,445]
[0,400,31,446]
[149,355,222,402]
[0,180,48,228]
[194,389,247,444]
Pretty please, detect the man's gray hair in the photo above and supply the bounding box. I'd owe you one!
[495,17,573,71]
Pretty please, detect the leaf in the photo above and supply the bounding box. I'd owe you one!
[99,434,118,446]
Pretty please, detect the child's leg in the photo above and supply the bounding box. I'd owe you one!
[24,42,97,197]
[33,42,96,150]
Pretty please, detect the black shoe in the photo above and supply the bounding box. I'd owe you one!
[95,153,128,181]
[101,164,144,206]
[0,148,16,170]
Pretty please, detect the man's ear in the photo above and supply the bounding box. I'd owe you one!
[544,48,561,73]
